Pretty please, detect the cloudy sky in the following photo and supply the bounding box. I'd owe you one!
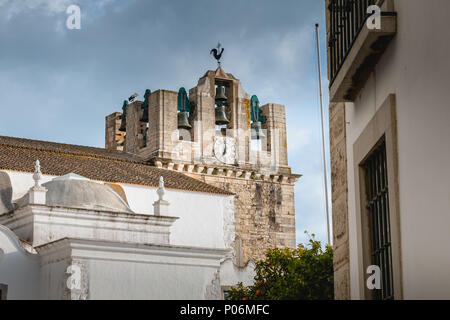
[0,0,331,245]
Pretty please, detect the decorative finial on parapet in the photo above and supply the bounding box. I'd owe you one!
[29,159,47,205]
[33,160,42,187]
[157,176,165,201]
[153,176,169,216]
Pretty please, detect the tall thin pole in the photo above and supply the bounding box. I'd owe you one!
[315,23,331,245]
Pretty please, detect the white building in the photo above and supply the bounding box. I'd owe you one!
[0,136,254,300]
[0,66,300,300]
[326,0,450,299]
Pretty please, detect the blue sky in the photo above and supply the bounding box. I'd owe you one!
[0,0,331,245]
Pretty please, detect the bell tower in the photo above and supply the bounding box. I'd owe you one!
[185,67,252,166]
[105,64,300,266]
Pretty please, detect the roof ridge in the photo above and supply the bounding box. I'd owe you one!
[0,135,234,196]
[0,135,143,164]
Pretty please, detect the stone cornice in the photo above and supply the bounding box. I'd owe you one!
[152,160,302,184]
[36,237,231,268]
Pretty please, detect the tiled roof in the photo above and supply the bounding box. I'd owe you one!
[0,136,233,195]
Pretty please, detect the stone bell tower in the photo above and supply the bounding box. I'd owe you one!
[105,66,300,265]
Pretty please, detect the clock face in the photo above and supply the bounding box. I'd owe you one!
[213,136,236,164]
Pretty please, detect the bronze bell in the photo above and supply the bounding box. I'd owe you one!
[215,102,230,126]
[140,109,148,123]
[118,117,126,132]
[140,89,151,123]
[119,134,126,146]
[251,121,265,140]
[178,110,192,130]
[215,85,227,102]
[119,100,128,132]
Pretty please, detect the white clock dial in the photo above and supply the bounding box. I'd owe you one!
[213,137,236,164]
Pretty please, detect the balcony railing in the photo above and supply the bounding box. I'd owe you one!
[328,0,378,86]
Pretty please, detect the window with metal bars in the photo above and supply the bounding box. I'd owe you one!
[363,139,394,300]
[328,0,377,85]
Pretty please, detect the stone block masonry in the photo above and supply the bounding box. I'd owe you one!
[185,171,297,265]
[329,101,350,299]
[105,112,124,151]
[105,67,301,268]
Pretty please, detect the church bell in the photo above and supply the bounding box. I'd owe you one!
[251,121,265,140]
[215,85,227,102]
[118,100,128,132]
[140,108,148,123]
[177,110,192,130]
[140,89,151,123]
[215,86,230,125]
[215,101,230,126]
[118,117,126,132]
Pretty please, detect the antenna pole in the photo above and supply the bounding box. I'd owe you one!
[315,23,331,245]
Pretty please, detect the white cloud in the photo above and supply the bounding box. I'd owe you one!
[2,0,116,16]
[287,127,311,154]
[222,25,313,90]
[294,170,332,246]
[11,0,71,13]
[275,27,313,72]
[1,0,71,21]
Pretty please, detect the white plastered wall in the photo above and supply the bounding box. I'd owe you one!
[2,170,235,250]
[0,225,40,299]
[345,0,450,299]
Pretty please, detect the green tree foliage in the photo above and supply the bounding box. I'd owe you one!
[226,233,334,300]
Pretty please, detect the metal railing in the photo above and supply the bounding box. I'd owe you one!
[363,140,394,300]
[328,0,377,86]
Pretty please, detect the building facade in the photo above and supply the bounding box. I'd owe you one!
[0,68,299,299]
[326,0,450,299]
[105,67,300,265]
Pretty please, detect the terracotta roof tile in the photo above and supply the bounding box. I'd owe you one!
[0,136,233,195]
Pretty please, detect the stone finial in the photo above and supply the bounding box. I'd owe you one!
[29,159,47,205]
[153,176,169,216]
[157,176,165,201]
[33,160,43,187]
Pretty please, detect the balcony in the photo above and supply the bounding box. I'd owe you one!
[327,0,397,102]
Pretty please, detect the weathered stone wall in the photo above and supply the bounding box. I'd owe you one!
[108,68,299,269]
[261,103,289,169]
[329,101,350,299]
[125,101,145,154]
[146,90,178,159]
[183,70,296,264]
[189,74,216,162]
[325,0,350,300]
[105,112,124,151]
[191,173,296,265]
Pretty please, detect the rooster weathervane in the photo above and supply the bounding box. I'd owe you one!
[210,42,224,67]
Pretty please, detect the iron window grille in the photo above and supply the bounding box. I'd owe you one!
[363,139,394,300]
[328,0,378,86]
